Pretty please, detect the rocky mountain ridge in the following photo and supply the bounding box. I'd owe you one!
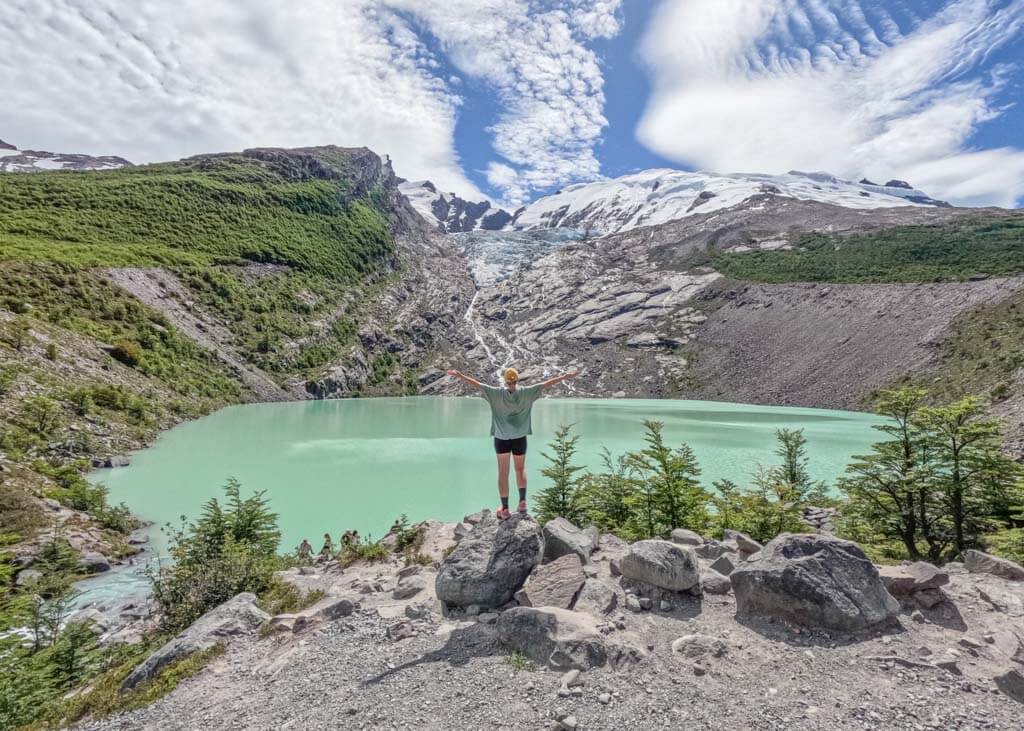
[398,179,514,233]
[508,169,951,235]
[0,137,131,172]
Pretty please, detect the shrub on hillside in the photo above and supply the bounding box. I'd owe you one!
[148,479,281,632]
[110,340,143,367]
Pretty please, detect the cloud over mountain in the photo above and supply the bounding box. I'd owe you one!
[637,0,1024,207]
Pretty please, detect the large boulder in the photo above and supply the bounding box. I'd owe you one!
[122,593,268,690]
[496,606,643,670]
[878,562,950,596]
[516,554,585,609]
[964,550,1024,581]
[620,540,700,593]
[723,530,762,557]
[436,513,543,610]
[701,570,732,595]
[731,534,899,632]
[79,551,111,574]
[543,518,596,564]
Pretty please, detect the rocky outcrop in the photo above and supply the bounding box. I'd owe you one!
[543,518,597,564]
[964,550,1024,581]
[669,528,703,546]
[435,513,543,610]
[495,606,643,670]
[122,593,268,690]
[619,540,700,593]
[515,554,585,609]
[78,551,111,573]
[878,562,950,597]
[731,534,899,631]
[573,578,623,615]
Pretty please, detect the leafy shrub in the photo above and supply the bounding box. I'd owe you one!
[338,537,388,567]
[0,364,19,395]
[110,340,143,367]
[258,576,325,615]
[19,395,64,437]
[45,342,58,361]
[148,479,281,632]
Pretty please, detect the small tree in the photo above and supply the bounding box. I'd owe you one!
[626,420,708,537]
[535,425,585,525]
[918,397,1024,555]
[578,449,639,535]
[20,396,63,437]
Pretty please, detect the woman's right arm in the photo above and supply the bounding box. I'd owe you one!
[448,369,485,389]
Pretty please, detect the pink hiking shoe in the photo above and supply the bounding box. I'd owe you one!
[517,500,528,515]
[496,507,511,520]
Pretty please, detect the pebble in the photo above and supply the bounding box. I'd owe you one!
[598,693,611,705]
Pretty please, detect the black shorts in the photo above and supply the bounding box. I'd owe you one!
[494,436,527,456]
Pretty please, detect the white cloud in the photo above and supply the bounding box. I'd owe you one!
[386,0,623,205]
[637,0,1024,207]
[0,0,622,205]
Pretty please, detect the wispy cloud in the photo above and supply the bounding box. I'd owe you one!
[0,0,622,205]
[387,0,623,205]
[637,0,1024,207]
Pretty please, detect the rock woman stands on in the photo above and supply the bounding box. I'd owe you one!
[447,366,581,519]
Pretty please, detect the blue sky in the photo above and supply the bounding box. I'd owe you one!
[2,0,1023,207]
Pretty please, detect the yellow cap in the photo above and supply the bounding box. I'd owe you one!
[503,367,519,382]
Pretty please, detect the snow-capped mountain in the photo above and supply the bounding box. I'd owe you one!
[0,138,131,172]
[398,179,513,233]
[510,169,950,235]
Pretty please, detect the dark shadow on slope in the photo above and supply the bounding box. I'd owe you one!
[361,622,501,686]
[733,612,908,649]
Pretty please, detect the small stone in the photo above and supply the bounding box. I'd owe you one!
[638,597,652,610]
[625,595,642,613]
[598,692,611,705]
[560,715,578,730]
[560,669,582,688]
[910,610,925,623]
[659,600,672,612]
[994,668,1024,704]
[477,612,498,625]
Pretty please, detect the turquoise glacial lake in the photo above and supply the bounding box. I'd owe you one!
[93,396,884,557]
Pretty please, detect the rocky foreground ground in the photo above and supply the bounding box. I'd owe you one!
[82,515,1024,731]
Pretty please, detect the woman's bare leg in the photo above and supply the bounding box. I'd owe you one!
[513,453,527,495]
[496,451,511,503]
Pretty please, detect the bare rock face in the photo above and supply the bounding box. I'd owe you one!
[122,593,268,690]
[964,550,1024,581]
[995,668,1024,704]
[620,540,700,593]
[495,606,644,670]
[543,518,597,564]
[731,534,899,632]
[516,554,585,609]
[435,513,543,610]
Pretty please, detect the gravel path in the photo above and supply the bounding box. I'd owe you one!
[80,566,1024,731]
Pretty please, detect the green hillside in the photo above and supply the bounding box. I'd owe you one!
[707,216,1024,284]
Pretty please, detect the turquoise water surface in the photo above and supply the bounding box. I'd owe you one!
[93,396,883,556]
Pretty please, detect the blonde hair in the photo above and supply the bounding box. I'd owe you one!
[503,367,519,382]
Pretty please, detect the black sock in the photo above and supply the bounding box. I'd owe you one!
[501,496,509,510]
[518,488,526,502]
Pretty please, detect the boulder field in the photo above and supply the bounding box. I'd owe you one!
[96,517,1024,731]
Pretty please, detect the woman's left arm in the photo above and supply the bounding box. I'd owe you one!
[539,369,582,389]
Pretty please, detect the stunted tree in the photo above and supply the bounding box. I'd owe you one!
[578,448,639,535]
[535,425,585,525]
[839,388,944,560]
[626,420,707,537]
[918,397,1024,555]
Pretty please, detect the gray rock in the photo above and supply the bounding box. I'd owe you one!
[15,568,41,587]
[709,554,735,576]
[624,594,642,613]
[670,528,703,546]
[463,509,490,526]
[964,550,1024,581]
[878,562,950,596]
[723,530,762,556]
[671,634,727,658]
[638,597,652,610]
[452,523,471,542]
[573,578,622,615]
[731,533,899,632]
[701,570,732,595]
[694,539,733,561]
[405,602,431,620]
[516,554,585,609]
[122,592,268,690]
[436,513,543,609]
[495,606,643,670]
[393,574,426,600]
[912,588,946,609]
[543,518,596,564]
[620,540,700,593]
[79,551,111,573]
[994,668,1024,704]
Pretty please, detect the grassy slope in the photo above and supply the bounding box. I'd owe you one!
[708,216,1024,284]
[0,150,402,609]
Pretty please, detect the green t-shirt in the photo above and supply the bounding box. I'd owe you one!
[481,384,543,439]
